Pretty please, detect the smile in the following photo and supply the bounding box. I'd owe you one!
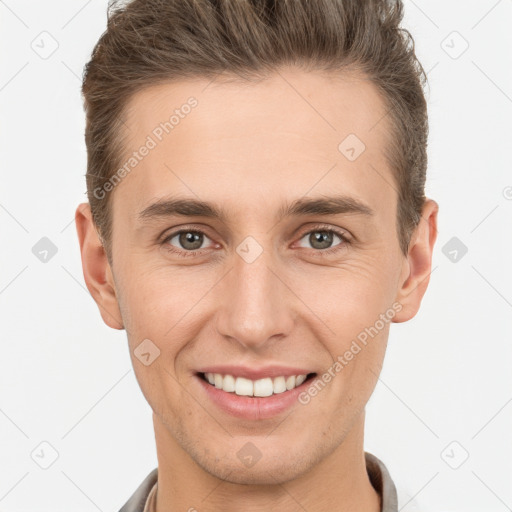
[200,372,316,397]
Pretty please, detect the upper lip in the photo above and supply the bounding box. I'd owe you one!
[196,365,314,380]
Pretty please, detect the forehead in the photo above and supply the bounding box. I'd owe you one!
[115,67,396,224]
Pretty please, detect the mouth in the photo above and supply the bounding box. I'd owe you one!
[198,371,317,397]
[193,365,318,420]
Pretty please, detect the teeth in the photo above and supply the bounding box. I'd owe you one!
[295,374,307,386]
[203,372,309,396]
[285,375,296,390]
[273,376,287,394]
[222,374,236,392]
[254,377,273,397]
[235,377,253,396]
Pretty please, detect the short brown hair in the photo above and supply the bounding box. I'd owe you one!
[82,0,428,259]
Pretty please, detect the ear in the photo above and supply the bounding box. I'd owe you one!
[75,203,124,330]
[393,198,439,323]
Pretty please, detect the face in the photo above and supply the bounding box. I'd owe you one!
[78,67,436,485]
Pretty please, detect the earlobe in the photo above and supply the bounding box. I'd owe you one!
[393,199,439,323]
[75,203,124,330]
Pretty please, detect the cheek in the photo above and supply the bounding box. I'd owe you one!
[291,256,397,335]
[115,261,213,338]
[288,255,396,406]
[114,264,221,407]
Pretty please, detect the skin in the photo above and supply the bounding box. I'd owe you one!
[76,66,438,512]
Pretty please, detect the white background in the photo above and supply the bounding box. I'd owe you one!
[1,0,511,510]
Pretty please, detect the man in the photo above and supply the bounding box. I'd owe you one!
[76,0,438,510]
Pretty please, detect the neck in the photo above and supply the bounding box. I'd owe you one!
[152,410,381,512]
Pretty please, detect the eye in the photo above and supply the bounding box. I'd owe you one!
[160,224,351,259]
[162,229,216,257]
[296,226,349,253]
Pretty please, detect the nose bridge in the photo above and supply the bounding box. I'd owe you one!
[215,241,293,349]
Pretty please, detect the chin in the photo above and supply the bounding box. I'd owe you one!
[184,434,329,486]
[197,453,311,485]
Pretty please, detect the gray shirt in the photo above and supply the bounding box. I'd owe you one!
[119,451,398,512]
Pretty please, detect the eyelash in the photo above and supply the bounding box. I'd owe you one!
[160,224,351,259]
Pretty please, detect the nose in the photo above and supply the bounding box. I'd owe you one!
[214,244,294,351]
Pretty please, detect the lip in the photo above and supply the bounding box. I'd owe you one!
[194,371,316,421]
[195,365,313,380]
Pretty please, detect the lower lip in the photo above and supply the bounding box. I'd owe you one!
[195,373,314,421]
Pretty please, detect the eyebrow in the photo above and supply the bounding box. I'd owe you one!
[138,194,374,224]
